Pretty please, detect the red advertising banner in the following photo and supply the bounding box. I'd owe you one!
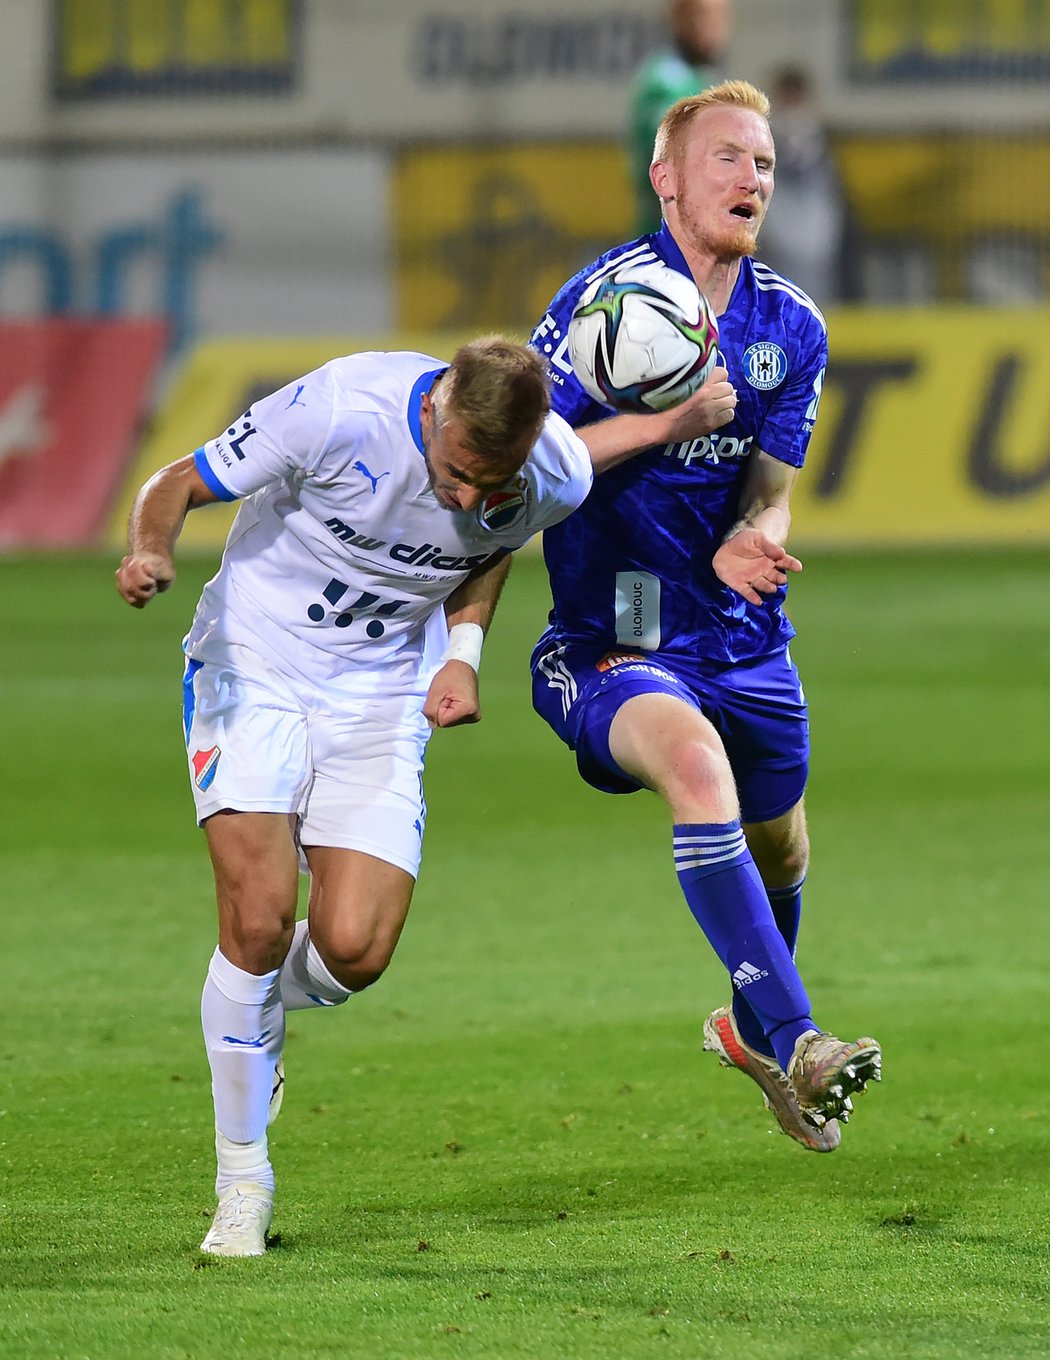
[0,320,167,548]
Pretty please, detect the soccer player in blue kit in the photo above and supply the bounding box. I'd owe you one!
[530,80,881,1149]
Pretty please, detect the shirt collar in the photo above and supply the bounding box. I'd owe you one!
[407,366,447,455]
[655,221,691,276]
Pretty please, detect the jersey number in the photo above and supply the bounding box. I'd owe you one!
[307,579,409,639]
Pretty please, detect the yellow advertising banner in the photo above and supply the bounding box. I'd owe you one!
[833,135,1050,297]
[849,0,1050,80]
[393,144,632,334]
[794,308,1050,545]
[109,310,1050,552]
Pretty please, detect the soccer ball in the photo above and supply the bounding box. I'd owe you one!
[566,261,719,412]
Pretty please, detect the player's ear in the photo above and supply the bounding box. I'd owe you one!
[650,159,675,203]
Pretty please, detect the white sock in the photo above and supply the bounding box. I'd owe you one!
[279,919,353,1011]
[201,948,284,1152]
[214,1130,275,1198]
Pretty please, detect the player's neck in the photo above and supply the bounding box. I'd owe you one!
[682,252,741,318]
[665,223,743,315]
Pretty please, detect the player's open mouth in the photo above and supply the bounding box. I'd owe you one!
[730,204,755,219]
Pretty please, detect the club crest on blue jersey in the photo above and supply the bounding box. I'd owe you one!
[478,482,527,532]
[192,746,221,790]
[742,342,787,391]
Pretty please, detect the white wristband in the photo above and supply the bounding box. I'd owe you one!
[441,622,484,672]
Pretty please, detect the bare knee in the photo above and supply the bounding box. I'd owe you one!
[609,696,737,823]
[205,812,299,972]
[221,895,297,972]
[311,921,398,992]
[302,846,415,992]
[216,875,297,972]
[758,839,809,887]
[657,739,738,823]
[317,949,391,993]
[745,806,810,887]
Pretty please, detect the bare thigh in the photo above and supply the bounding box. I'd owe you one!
[204,810,301,973]
[303,845,416,992]
[608,691,739,823]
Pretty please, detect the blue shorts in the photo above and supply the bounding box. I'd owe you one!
[531,632,809,824]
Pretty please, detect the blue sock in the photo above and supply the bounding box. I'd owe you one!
[674,824,814,1071]
[733,879,805,1057]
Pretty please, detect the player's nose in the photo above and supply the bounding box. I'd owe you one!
[456,486,484,511]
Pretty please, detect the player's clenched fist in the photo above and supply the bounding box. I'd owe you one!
[422,660,482,729]
[695,365,738,430]
[661,367,737,442]
[116,552,175,608]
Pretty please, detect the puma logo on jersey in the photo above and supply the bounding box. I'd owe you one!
[353,460,390,494]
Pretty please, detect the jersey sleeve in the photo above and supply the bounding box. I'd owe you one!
[530,285,611,431]
[755,314,828,469]
[193,364,339,500]
[518,412,594,536]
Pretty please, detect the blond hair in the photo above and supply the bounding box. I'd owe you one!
[436,335,550,464]
[653,78,771,166]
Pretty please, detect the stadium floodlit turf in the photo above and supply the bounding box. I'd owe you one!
[2,549,1048,1360]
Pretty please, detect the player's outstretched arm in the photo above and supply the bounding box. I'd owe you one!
[577,366,737,473]
[712,449,803,605]
[423,552,513,729]
[115,455,220,608]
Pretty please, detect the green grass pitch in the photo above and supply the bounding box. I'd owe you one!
[2,548,1048,1359]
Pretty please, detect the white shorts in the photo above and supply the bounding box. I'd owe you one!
[181,644,431,878]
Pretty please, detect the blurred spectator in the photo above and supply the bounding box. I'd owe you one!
[627,0,732,235]
[760,66,847,303]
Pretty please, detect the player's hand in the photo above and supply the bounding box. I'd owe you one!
[712,528,802,606]
[661,367,737,441]
[423,660,482,728]
[115,552,175,608]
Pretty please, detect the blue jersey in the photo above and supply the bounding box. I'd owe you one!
[530,225,827,668]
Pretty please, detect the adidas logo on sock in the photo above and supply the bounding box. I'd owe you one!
[732,960,769,988]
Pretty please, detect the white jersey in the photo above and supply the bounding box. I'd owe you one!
[185,351,593,695]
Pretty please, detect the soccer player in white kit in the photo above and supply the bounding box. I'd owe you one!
[116,336,733,1256]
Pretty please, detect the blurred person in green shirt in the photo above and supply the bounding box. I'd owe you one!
[628,0,732,235]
